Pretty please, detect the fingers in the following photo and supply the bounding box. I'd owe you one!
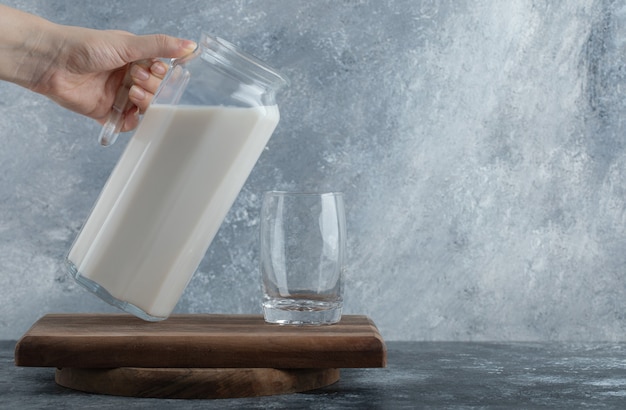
[130,61,166,94]
[106,31,196,133]
[121,106,140,132]
[122,33,197,62]
[128,60,168,114]
[118,60,167,132]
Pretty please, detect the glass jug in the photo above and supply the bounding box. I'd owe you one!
[66,33,288,321]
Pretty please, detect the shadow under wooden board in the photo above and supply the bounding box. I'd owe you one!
[15,314,386,399]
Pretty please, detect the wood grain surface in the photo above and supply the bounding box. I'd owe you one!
[55,367,341,399]
[15,314,386,369]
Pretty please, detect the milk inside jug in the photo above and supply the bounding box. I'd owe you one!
[66,34,288,321]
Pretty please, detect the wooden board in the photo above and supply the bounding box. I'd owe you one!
[15,314,386,369]
[55,367,340,399]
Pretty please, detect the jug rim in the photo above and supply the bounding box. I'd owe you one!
[192,33,289,90]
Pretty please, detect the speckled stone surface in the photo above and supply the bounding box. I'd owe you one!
[3,340,626,409]
[1,1,626,342]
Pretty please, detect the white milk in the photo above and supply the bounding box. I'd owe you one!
[67,104,279,319]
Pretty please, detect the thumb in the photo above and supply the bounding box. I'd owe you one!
[120,33,197,62]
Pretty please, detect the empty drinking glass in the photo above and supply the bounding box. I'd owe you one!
[260,191,346,325]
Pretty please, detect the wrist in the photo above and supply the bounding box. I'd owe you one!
[0,5,61,91]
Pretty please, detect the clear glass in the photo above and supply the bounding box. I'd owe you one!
[66,34,287,321]
[260,191,346,325]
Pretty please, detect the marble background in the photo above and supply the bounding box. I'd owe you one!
[1,0,625,341]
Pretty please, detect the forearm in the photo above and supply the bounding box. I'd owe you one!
[0,5,61,90]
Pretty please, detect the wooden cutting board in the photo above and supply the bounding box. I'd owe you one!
[53,367,342,399]
[15,313,386,369]
[14,314,386,399]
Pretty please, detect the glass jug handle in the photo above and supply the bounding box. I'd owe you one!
[97,56,190,147]
[97,62,138,147]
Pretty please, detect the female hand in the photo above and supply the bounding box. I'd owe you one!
[0,5,196,132]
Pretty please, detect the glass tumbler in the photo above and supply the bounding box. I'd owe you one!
[260,191,346,325]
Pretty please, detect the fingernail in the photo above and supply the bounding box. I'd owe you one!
[130,65,149,81]
[181,40,197,52]
[151,62,167,75]
[129,85,146,101]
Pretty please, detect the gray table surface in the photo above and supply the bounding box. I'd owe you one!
[2,340,626,409]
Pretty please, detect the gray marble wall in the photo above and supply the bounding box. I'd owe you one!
[1,0,625,341]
